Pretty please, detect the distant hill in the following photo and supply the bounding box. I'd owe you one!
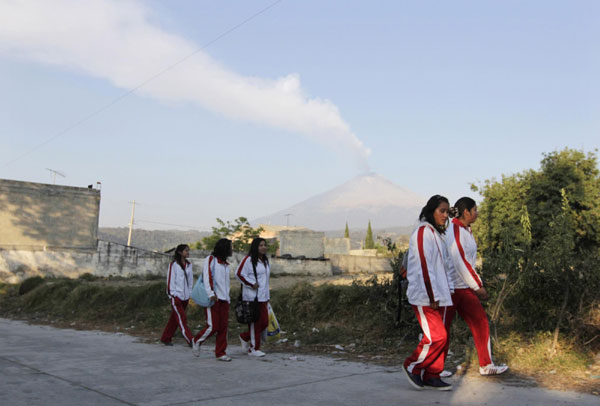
[99,228,209,252]
[253,173,425,231]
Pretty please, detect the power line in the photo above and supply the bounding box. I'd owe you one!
[2,0,283,169]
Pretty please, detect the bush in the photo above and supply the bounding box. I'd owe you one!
[18,276,46,296]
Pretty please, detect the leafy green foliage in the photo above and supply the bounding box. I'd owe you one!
[18,276,46,296]
[474,149,600,344]
[197,217,264,253]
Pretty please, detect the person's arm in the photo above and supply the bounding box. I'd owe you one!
[416,226,438,307]
[171,263,184,299]
[449,226,483,290]
[203,256,216,301]
[236,256,256,287]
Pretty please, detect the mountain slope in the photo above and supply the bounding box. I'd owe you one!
[254,173,425,230]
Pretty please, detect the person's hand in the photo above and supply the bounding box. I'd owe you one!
[475,287,489,301]
[209,295,217,302]
[430,301,439,310]
[252,283,259,289]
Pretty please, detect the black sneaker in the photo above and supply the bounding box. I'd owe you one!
[422,377,453,391]
[160,340,173,346]
[402,365,424,390]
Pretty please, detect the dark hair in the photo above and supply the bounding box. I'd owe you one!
[212,238,232,261]
[173,244,189,268]
[450,197,476,219]
[248,237,268,268]
[419,194,450,234]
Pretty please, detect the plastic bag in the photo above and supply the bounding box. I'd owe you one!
[266,302,281,342]
[190,277,213,307]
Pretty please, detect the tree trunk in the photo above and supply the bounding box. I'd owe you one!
[552,283,570,354]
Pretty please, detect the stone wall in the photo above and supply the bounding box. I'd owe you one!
[279,230,325,258]
[0,179,100,250]
[0,240,170,283]
[326,254,392,274]
[323,237,350,255]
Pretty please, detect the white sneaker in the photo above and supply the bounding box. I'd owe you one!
[217,355,232,362]
[240,336,249,352]
[248,349,266,357]
[479,364,508,376]
[440,370,453,378]
[192,340,201,357]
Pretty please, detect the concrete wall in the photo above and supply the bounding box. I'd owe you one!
[190,251,332,276]
[279,230,325,258]
[0,240,170,283]
[324,237,350,255]
[349,249,378,257]
[326,254,392,274]
[0,179,100,250]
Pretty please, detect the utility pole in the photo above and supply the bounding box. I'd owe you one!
[127,200,136,246]
[284,213,293,227]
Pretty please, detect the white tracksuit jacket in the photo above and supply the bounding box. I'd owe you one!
[406,221,453,307]
[166,261,194,300]
[203,255,231,302]
[236,255,270,302]
[445,218,483,290]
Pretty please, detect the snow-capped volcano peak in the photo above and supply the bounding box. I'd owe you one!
[254,173,425,230]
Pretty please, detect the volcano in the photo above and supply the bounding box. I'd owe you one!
[253,173,425,231]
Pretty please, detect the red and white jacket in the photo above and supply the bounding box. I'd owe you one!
[203,255,231,303]
[445,218,483,291]
[406,221,453,307]
[166,260,193,300]
[236,255,270,302]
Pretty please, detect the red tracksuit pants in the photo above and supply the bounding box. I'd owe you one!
[444,288,493,367]
[404,305,449,380]
[193,300,230,357]
[240,302,269,351]
[160,297,194,345]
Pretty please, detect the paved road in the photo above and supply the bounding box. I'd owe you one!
[0,318,597,406]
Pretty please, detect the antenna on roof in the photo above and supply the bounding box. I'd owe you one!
[45,168,66,184]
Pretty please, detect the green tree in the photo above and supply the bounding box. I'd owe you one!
[344,222,350,238]
[473,148,600,343]
[198,217,264,253]
[364,221,375,249]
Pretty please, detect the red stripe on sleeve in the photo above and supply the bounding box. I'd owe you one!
[417,226,435,303]
[208,256,215,290]
[236,256,253,286]
[453,225,482,288]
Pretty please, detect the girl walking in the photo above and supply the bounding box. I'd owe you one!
[236,238,271,357]
[192,238,233,361]
[445,197,508,375]
[160,244,195,347]
[403,195,454,391]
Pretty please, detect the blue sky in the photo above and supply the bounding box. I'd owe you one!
[1,0,598,230]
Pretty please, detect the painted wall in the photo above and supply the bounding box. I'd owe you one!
[0,179,100,250]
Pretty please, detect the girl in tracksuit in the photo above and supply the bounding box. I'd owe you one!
[403,195,454,391]
[160,244,195,346]
[444,197,508,376]
[236,237,270,357]
[192,239,233,361]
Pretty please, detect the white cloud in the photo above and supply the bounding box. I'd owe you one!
[0,0,370,169]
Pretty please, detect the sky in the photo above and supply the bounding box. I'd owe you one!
[1,0,598,231]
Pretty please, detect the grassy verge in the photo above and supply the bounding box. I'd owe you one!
[0,275,598,395]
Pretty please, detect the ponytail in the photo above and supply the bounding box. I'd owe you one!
[450,197,476,219]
